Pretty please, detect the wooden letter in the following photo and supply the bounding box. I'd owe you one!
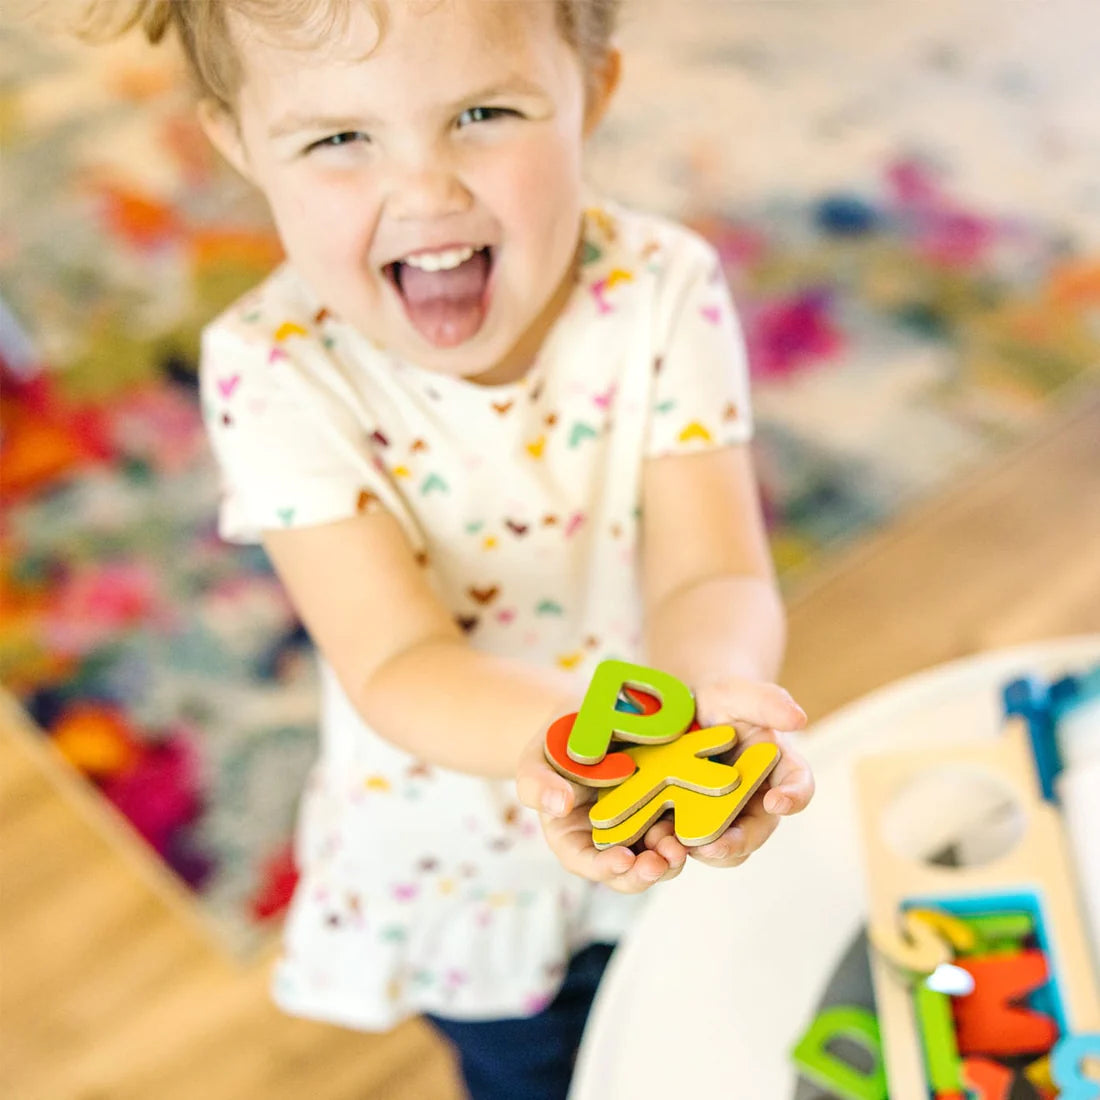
[590,734,779,849]
[869,909,954,978]
[953,951,1059,1058]
[567,659,695,764]
[914,983,962,1092]
[960,1058,1019,1100]
[1051,1034,1100,1099]
[543,712,635,787]
[791,1005,888,1100]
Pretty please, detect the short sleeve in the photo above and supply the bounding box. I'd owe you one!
[644,240,754,457]
[199,323,412,545]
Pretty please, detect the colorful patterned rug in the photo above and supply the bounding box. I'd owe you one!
[2,11,1098,956]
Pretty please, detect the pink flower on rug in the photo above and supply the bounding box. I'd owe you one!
[44,561,166,653]
[108,383,207,473]
[886,156,1001,268]
[745,290,845,380]
[102,727,203,857]
[688,216,768,271]
[886,157,944,206]
[918,210,1000,268]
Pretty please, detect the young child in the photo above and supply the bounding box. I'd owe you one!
[72,1,814,1096]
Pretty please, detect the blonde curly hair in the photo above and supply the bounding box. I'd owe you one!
[70,0,621,113]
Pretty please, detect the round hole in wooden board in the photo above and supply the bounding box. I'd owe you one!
[879,763,1026,870]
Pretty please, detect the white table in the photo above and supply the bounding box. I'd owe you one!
[570,636,1100,1100]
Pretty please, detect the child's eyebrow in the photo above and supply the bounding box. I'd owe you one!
[267,75,548,140]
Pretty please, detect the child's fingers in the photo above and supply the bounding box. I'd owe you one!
[642,817,690,869]
[525,688,814,886]
[695,678,807,734]
[690,805,780,867]
[690,732,815,868]
[542,809,679,892]
[761,733,815,816]
[605,847,680,893]
[722,727,814,817]
[541,805,631,874]
[515,729,588,818]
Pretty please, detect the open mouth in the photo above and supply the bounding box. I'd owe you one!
[384,246,495,349]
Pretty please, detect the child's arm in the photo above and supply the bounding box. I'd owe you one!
[266,512,686,892]
[517,442,813,877]
[263,510,583,779]
[640,443,813,862]
[640,442,785,686]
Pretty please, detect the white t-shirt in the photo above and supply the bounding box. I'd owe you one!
[199,195,754,1030]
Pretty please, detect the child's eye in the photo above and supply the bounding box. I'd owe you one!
[457,106,519,127]
[306,131,370,153]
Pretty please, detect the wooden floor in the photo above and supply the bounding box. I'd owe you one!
[2,391,1098,1100]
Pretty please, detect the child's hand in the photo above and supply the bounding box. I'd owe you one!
[684,677,813,868]
[515,730,688,894]
[514,678,812,884]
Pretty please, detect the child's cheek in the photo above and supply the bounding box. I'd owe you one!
[491,134,580,224]
[276,174,375,265]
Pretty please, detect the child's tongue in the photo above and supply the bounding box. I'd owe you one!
[398,249,490,347]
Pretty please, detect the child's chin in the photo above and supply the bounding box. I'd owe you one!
[397,335,485,375]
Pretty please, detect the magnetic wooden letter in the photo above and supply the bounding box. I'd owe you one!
[908,909,978,954]
[869,909,954,978]
[913,983,962,1092]
[567,659,695,764]
[589,730,778,848]
[1051,1034,1100,1100]
[960,1058,1017,1100]
[953,951,1059,1058]
[589,724,741,827]
[791,1006,888,1100]
[1022,1053,1055,1094]
[543,712,636,787]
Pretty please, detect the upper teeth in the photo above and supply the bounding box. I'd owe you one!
[403,246,477,272]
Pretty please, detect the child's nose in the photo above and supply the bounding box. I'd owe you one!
[386,163,473,222]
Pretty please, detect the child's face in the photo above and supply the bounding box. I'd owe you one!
[203,0,619,385]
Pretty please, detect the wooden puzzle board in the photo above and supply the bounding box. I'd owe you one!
[854,715,1100,1097]
[570,636,1100,1100]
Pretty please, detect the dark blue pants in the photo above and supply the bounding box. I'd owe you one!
[425,942,616,1100]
